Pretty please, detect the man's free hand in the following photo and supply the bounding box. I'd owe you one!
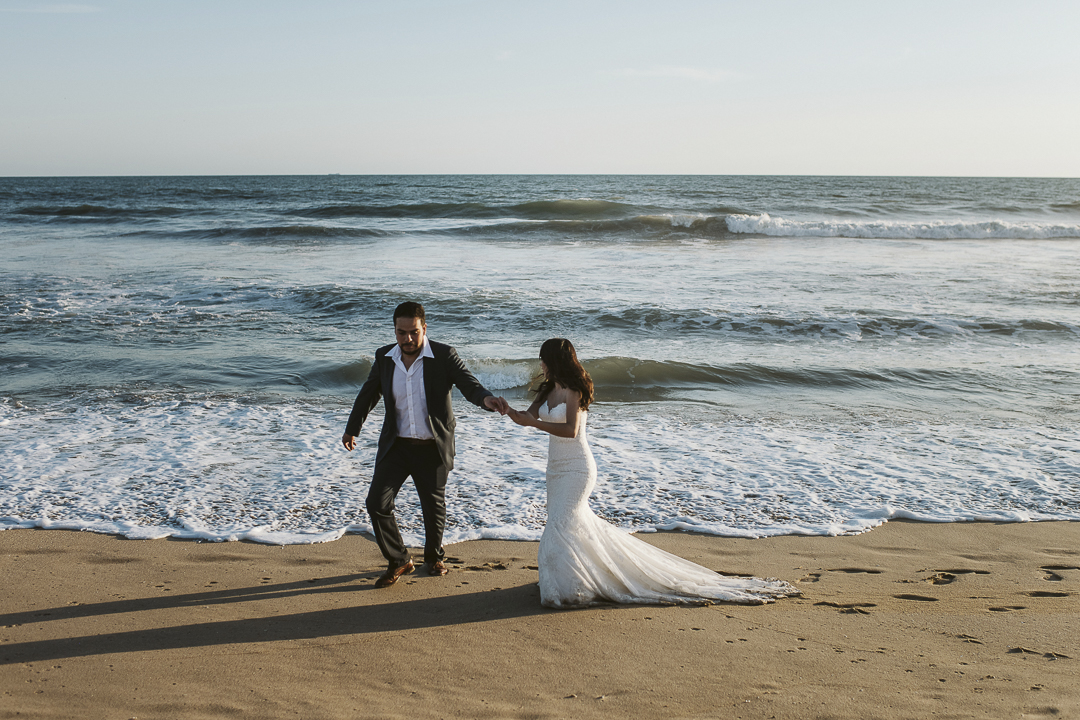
[483,395,510,415]
[342,434,357,451]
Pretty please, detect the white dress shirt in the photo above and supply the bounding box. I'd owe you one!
[388,337,435,440]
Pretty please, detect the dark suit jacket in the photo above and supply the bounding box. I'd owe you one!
[344,340,493,471]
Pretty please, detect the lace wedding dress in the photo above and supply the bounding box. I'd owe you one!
[537,401,798,608]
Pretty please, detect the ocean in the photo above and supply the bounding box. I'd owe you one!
[1,175,1078,545]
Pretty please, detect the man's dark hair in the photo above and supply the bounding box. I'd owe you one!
[393,301,426,324]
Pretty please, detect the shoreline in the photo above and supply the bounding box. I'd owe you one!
[2,520,1078,718]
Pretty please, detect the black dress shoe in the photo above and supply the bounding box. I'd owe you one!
[375,560,415,588]
[426,560,448,576]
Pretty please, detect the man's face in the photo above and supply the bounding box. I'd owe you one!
[395,316,426,357]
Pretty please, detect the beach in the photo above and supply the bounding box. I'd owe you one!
[2,521,1077,719]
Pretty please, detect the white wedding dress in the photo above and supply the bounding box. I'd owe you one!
[537,401,798,608]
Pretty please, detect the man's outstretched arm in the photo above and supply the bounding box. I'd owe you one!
[447,347,508,414]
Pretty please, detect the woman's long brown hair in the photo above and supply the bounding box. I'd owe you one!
[531,338,594,410]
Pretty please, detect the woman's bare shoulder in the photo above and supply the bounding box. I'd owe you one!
[559,387,582,408]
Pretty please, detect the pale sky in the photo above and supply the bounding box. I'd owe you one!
[2,1,1078,177]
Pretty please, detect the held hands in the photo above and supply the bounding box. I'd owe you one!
[485,395,536,427]
[484,395,511,415]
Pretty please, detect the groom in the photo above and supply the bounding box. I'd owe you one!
[342,301,508,588]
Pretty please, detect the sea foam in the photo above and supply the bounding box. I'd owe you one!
[724,213,1080,240]
[2,393,1077,545]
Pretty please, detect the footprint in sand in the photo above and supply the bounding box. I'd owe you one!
[954,634,983,644]
[464,562,509,572]
[936,568,990,576]
[814,601,877,615]
[1026,590,1071,598]
[1040,564,1079,582]
[894,594,939,602]
[828,568,883,574]
[925,573,957,585]
[1007,647,1072,660]
[988,605,1026,612]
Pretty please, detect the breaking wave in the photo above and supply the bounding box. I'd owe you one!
[725,213,1080,240]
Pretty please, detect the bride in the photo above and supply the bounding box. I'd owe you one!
[505,338,797,609]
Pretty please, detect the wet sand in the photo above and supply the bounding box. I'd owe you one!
[1,521,1077,719]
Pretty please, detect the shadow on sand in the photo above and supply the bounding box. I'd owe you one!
[0,573,547,664]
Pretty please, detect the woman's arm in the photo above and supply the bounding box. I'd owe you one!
[507,391,581,438]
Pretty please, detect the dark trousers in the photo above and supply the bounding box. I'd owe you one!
[365,439,449,567]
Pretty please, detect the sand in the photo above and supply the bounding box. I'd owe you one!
[1,521,1077,719]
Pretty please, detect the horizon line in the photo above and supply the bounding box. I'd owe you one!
[3,172,1079,180]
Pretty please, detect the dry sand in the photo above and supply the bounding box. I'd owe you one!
[1,521,1077,719]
